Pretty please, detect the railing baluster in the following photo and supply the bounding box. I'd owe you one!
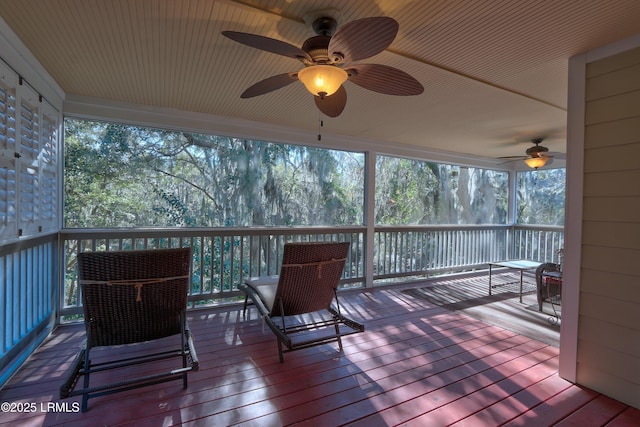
[56,224,562,315]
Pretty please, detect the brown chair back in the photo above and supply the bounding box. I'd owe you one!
[271,242,349,316]
[78,248,191,347]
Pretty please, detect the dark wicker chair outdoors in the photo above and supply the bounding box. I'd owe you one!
[535,262,562,311]
[59,248,199,412]
[239,242,364,362]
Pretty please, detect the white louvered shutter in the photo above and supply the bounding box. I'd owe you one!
[0,62,18,238]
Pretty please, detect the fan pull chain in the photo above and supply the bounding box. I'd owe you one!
[317,111,324,141]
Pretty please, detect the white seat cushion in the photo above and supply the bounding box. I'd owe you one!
[245,275,279,311]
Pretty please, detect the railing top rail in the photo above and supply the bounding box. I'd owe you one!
[375,224,510,232]
[512,224,564,232]
[60,224,564,240]
[60,226,367,239]
[0,232,58,256]
[376,224,564,232]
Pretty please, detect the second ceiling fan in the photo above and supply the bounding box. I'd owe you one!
[222,15,424,117]
[500,138,565,169]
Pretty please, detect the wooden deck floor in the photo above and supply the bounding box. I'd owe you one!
[1,274,638,426]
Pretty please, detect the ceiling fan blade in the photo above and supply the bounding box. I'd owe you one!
[314,86,347,117]
[329,17,398,62]
[347,64,424,95]
[497,158,521,165]
[240,73,297,98]
[222,31,311,62]
[498,156,527,160]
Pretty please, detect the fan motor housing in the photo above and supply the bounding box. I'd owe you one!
[526,145,549,157]
[302,36,332,63]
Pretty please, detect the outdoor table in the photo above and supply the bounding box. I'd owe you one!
[488,260,541,303]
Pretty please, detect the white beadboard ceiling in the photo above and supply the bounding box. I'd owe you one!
[1,0,639,162]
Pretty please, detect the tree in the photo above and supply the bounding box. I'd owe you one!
[64,119,364,228]
[516,169,566,225]
[375,155,509,225]
[65,119,563,231]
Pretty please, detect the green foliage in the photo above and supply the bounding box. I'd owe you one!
[375,156,509,225]
[64,119,564,229]
[64,119,365,227]
[153,189,195,226]
[516,169,566,225]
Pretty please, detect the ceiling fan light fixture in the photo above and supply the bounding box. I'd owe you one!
[524,156,548,169]
[298,65,348,97]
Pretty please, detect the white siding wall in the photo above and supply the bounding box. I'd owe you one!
[579,46,640,408]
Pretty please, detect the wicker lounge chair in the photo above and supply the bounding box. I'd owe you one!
[59,248,199,412]
[535,262,562,311]
[239,242,364,362]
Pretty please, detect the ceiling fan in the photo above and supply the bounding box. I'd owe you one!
[222,15,424,117]
[500,138,565,169]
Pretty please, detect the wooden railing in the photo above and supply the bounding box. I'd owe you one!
[0,233,57,386]
[374,225,511,280]
[58,224,564,317]
[58,227,366,317]
[512,224,565,262]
